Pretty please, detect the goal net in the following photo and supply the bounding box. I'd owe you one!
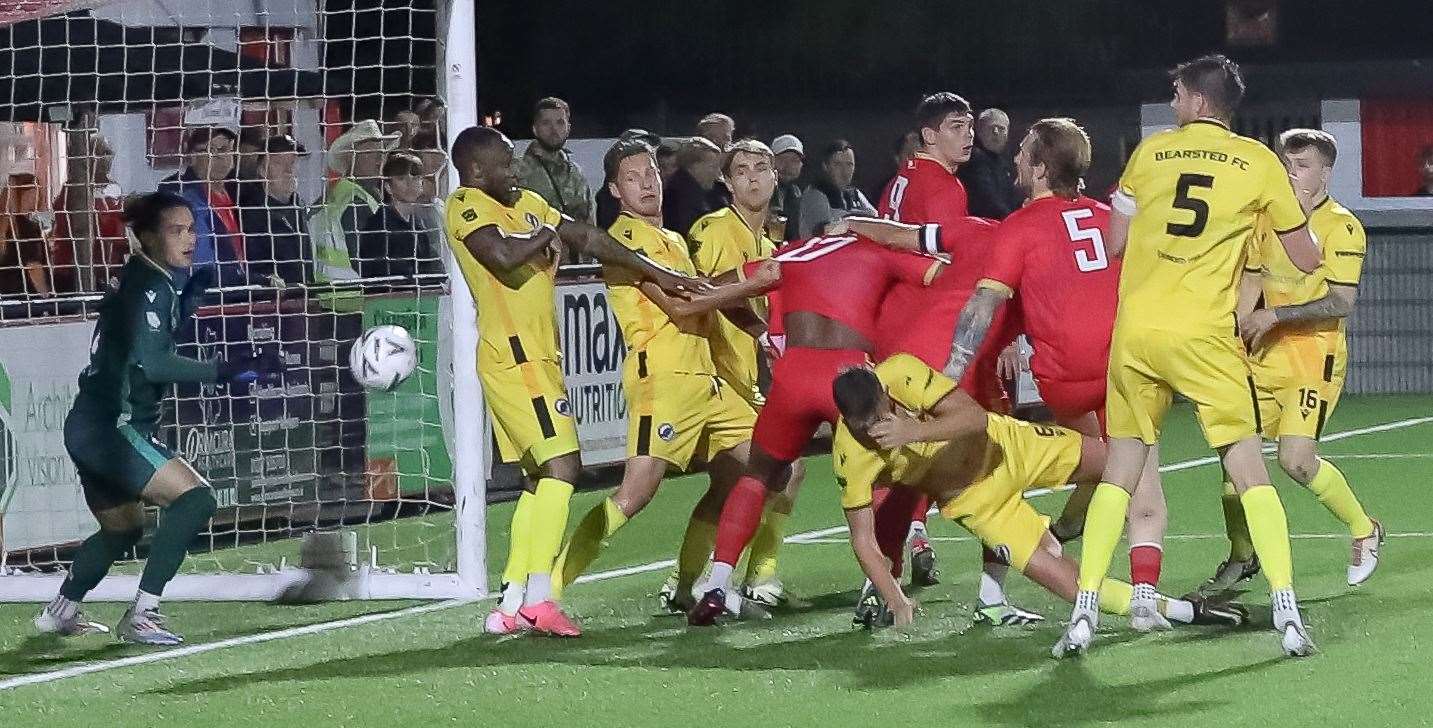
[0,0,487,600]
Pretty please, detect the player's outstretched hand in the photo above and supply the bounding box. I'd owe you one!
[217,348,286,385]
[890,597,917,627]
[996,342,1025,380]
[747,259,780,287]
[1239,308,1278,351]
[651,269,711,298]
[869,412,919,450]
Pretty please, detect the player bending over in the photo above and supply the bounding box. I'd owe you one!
[35,192,282,645]
[446,127,694,637]
[550,140,778,610]
[829,356,1244,631]
[1199,128,1381,595]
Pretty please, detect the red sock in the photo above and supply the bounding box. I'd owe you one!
[910,494,930,525]
[712,476,768,566]
[874,486,919,578]
[1129,543,1163,587]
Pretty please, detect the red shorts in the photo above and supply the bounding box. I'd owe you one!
[1039,377,1107,434]
[753,347,869,461]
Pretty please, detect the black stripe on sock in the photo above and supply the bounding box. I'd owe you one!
[637,351,648,378]
[1322,354,1335,382]
[1247,375,1262,434]
[509,336,528,364]
[532,396,556,438]
[636,415,652,455]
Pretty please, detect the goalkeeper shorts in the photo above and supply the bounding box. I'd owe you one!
[64,409,175,511]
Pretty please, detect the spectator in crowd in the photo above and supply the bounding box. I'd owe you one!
[158,126,247,287]
[309,119,399,282]
[958,108,1021,218]
[388,106,423,150]
[770,133,805,240]
[413,97,445,142]
[797,139,876,238]
[1415,145,1433,195]
[356,152,445,283]
[515,96,593,223]
[410,128,449,240]
[0,173,54,310]
[697,112,735,150]
[663,136,728,235]
[598,128,662,229]
[656,140,680,184]
[238,135,312,288]
[52,133,126,293]
[234,127,268,185]
[873,130,922,208]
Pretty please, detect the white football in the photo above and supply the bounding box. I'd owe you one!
[349,324,418,391]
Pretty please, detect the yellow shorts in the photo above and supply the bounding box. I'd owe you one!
[1251,334,1346,440]
[479,358,580,473]
[626,371,756,469]
[1106,326,1258,448]
[937,416,1084,571]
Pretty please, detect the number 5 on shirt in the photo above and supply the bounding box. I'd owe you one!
[1062,208,1108,272]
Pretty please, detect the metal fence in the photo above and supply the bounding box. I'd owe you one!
[1345,214,1433,395]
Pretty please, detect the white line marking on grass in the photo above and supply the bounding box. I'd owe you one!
[791,531,1433,546]
[5,415,1428,691]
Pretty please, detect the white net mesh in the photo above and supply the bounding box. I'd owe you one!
[0,0,474,596]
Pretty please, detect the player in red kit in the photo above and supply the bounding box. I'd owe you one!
[871,92,980,591]
[685,234,946,625]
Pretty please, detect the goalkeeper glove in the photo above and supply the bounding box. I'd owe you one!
[216,348,285,385]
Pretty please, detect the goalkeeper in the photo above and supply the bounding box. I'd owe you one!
[34,191,281,646]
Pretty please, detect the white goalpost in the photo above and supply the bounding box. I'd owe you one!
[0,0,487,601]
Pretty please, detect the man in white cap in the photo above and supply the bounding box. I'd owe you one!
[311,119,399,281]
[769,133,804,240]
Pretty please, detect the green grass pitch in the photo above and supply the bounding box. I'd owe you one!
[2,395,1431,726]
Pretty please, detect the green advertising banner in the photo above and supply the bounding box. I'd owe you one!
[362,293,452,496]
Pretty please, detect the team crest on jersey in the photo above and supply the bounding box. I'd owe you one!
[657,423,676,442]
[524,212,541,231]
[553,398,572,417]
[145,289,157,303]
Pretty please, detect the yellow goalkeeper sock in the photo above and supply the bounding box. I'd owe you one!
[501,491,535,587]
[526,478,575,579]
[1222,481,1256,562]
[1241,485,1294,592]
[1077,483,1131,592]
[1097,578,1133,616]
[1307,459,1374,539]
[744,509,788,584]
[676,515,718,592]
[551,497,627,600]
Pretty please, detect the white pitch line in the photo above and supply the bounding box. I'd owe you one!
[3,414,1428,692]
[792,531,1433,546]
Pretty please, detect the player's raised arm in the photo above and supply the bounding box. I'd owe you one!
[640,260,779,320]
[462,222,558,274]
[557,217,703,296]
[828,216,932,253]
[867,385,989,449]
[1104,208,1132,259]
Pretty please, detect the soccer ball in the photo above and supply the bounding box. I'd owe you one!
[349,325,418,391]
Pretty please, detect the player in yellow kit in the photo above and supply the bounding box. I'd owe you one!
[1200,128,1382,595]
[830,355,1245,630]
[552,139,778,608]
[446,126,693,637]
[1056,55,1324,658]
[682,139,805,609]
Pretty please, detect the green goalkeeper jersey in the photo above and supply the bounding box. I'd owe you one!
[73,254,218,428]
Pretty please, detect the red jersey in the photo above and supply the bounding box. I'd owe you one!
[980,194,1119,384]
[748,235,942,344]
[877,154,968,224]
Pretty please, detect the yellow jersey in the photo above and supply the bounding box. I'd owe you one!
[832,354,961,510]
[1115,119,1307,333]
[1246,194,1366,341]
[445,186,564,369]
[688,206,777,401]
[604,213,717,379]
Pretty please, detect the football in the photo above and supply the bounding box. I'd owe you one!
[348,324,418,391]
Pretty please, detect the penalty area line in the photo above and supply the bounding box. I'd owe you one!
[3,414,1427,691]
